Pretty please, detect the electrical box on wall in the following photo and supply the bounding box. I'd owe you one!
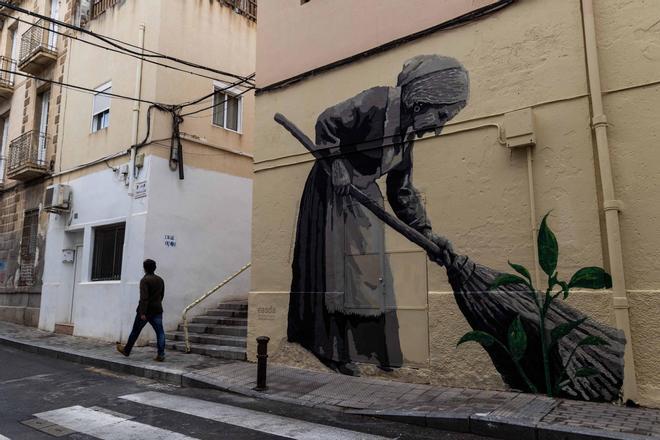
[62,249,75,263]
[503,108,536,148]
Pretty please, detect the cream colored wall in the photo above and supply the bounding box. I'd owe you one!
[251,0,660,407]
[593,0,660,407]
[155,0,256,156]
[56,0,160,173]
[57,0,256,176]
[256,0,506,88]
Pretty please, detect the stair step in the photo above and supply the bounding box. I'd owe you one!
[178,323,247,337]
[206,309,248,318]
[152,341,246,360]
[165,331,246,348]
[191,316,247,326]
[216,302,248,311]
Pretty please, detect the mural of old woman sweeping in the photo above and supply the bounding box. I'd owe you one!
[276,54,625,402]
[283,55,467,375]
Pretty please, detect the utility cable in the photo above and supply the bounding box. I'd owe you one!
[0,67,167,105]
[0,1,254,84]
[180,87,254,117]
[178,73,256,108]
[0,11,255,88]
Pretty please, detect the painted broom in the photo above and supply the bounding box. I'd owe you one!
[274,113,625,402]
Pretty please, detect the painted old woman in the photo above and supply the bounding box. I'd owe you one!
[288,55,469,375]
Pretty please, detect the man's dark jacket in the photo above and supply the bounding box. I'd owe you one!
[137,274,165,316]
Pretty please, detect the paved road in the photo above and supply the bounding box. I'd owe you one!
[0,345,495,439]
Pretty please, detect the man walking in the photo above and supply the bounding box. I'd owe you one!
[116,259,166,361]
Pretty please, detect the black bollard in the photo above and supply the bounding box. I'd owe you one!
[254,336,270,391]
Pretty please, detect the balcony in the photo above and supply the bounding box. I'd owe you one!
[7,131,50,181]
[91,0,119,20]
[223,0,257,21]
[18,19,57,74]
[0,56,16,99]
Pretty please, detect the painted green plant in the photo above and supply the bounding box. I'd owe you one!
[457,213,613,397]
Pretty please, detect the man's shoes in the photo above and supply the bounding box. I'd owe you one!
[154,355,165,362]
[116,342,129,357]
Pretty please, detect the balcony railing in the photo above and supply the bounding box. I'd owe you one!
[223,0,257,21]
[91,0,119,19]
[0,56,16,98]
[19,19,57,74]
[7,130,50,181]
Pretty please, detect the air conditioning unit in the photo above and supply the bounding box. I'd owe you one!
[44,184,72,213]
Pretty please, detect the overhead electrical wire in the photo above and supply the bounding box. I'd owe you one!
[0,11,255,89]
[0,0,255,84]
[180,87,254,117]
[0,67,167,105]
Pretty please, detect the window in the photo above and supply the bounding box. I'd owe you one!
[92,82,111,132]
[35,89,50,165]
[18,210,39,287]
[0,114,9,182]
[91,223,125,281]
[212,86,242,132]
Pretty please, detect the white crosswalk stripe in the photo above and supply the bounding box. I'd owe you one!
[0,434,11,440]
[34,406,198,440]
[121,391,393,440]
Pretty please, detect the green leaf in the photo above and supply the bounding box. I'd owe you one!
[557,280,569,299]
[491,273,528,290]
[578,335,609,347]
[508,261,532,283]
[575,367,599,378]
[550,318,587,346]
[538,213,559,277]
[568,267,613,290]
[507,316,527,362]
[457,331,496,348]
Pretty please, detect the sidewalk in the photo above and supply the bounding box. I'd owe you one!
[1,321,658,440]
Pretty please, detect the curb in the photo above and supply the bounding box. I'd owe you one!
[0,336,186,386]
[1,335,657,440]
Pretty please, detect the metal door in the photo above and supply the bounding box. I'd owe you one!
[68,245,83,323]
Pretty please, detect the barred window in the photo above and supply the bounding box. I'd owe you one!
[91,223,125,281]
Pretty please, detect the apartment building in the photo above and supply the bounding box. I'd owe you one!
[0,0,256,347]
[0,0,74,326]
[249,0,660,408]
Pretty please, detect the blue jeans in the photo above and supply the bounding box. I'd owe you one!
[124,312,165,357]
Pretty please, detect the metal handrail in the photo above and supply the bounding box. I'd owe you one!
[182,262,251,353]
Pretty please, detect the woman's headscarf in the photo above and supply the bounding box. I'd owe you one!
[397,55,469,108]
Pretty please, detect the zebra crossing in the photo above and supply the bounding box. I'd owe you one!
[22,391,393,440]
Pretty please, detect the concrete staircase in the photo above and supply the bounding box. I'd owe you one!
[154,301,248,360]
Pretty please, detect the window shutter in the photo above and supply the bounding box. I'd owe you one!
[93,86,111,115]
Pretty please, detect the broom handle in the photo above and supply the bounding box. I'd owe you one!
[274,113,442,257]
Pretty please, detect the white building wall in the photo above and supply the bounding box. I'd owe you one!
[145,155,253,333]
[40,157,148,341]
[40,154,252,343]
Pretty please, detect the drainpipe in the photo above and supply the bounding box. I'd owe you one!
[128,24,145,195]
[119,24,145,343]
[526,146,540,288]
[581,0,638,402]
